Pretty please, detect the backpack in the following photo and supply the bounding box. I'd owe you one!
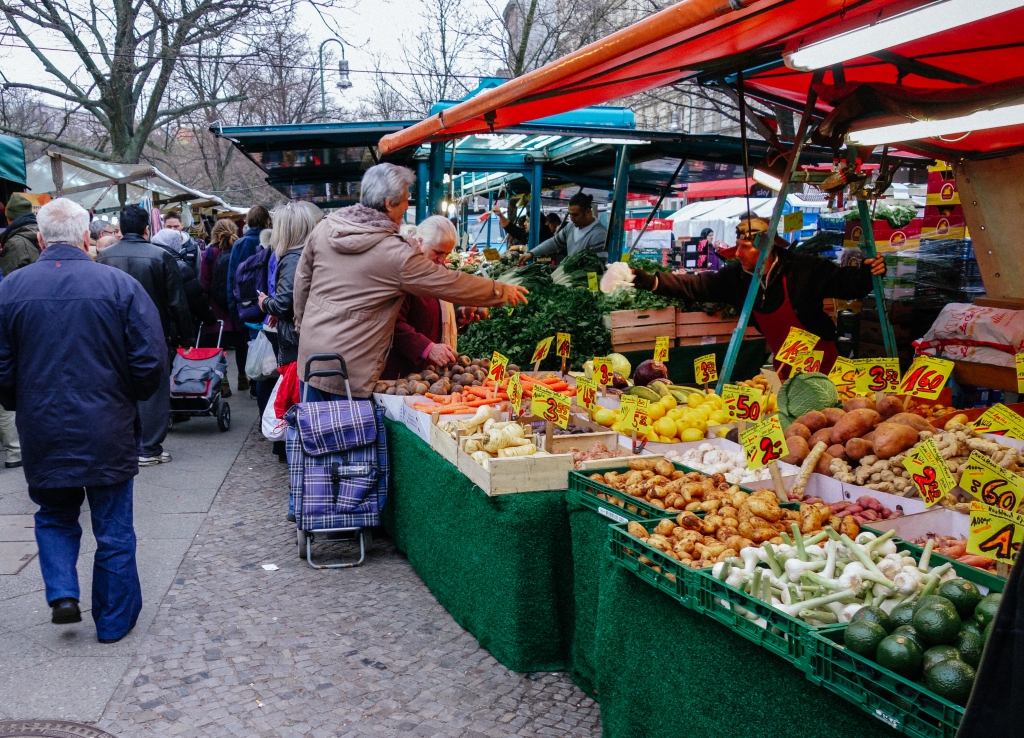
[233,246,272,322]
[209,250,230,310]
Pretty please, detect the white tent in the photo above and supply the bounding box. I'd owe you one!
[26,152,245,216]
[667,197,773,245]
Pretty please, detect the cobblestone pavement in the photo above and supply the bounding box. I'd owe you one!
[95,424,600,738]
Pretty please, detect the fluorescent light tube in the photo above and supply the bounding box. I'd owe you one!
[752,167,783,191]
[588,137,651,145]
[785,0,1024,71]
[846,103,1024,146]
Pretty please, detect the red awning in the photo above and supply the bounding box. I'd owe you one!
[684,178,758,199]
[379,0,1024,160]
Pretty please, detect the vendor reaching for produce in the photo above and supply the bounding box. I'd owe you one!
[518,192,608,265]
[620,215,885,375]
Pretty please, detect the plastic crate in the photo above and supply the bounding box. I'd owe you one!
[607,518,695,608]
[807,628,963,738]
[892,540,1005,595]
[568,468,677,521]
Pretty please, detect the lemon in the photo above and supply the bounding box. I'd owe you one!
[715,426,731,438]
[709,409,730,425]
[610,422,623,434]
[659,435,675,443]
[660,394,677,410]
[594,407,617,426]
[696,404,712,418]
[687,392,704,407]
[654,417,678,438]
[645,427,660,443]
[647,403,666,422]
[690,417,708,433]
[680,427,705,442]
[667,408,685,421]
[674,419,691,436]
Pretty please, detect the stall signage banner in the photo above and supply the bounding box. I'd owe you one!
[587,272,599,293]
[971,403,1024,440]
[592,357,613,386]
[1017,352,1024,394]
[776,328,820,367]
[961,451,1024,512]
[694,353,718,384]
[531,336,554,364]
[783,211,804,233]
[854,357,901,395]
[740,415,788,471]
[902,438,956,507]
[489,352,509,384]
[828,357,858,400]
[531,385,570,429]
[967,501,1023,564]
[576,376,598,412]
[722,384,765,422]
[793,350,824,375]
[507,373,523,417]
[619,395,650,433]
[556,332,571,358]
[654,336,671,362]
[898,356,953,400]
[483,248,501,262]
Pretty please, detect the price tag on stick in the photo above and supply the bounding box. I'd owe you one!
[854,358,901,395]
[776,327,820,367]
[654,336,671,362]
[531,336,554,368]
[971,404,1024,440]
[1017,352,1024,394]
[531,385,570,429]
[507,373,523,418]
[967,501,1024,565]
[693,353,718,386]
[587,272,599,293]
[556,332,571,359]
[593,357,613,387]
[489,351,509,384]
[898,356,953,400]
[740,415,788,471]
[576,376,599,413]
[722,384,765,422]
[829,357,858,400]
[483,248,501,262]
[793,350,824,375]
[961,451,1024,512]
[902,438,957,507]
[620,396,650,434]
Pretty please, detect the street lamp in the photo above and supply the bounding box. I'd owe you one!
[319,38,352,123]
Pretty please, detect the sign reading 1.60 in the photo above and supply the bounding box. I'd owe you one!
[898,356,953,399]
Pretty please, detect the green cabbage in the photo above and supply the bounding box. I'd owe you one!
[777,372,839,419]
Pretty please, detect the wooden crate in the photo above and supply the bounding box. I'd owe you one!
[675,311,763,340]
[455,433,575,496]
[608,307,676,351]
[676,329,761,346]
[429,422,462,465]
[611,338,677,353]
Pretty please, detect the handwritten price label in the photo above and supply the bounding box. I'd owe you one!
[971,403,1024,440]
[783,211,804,233]
[722,384,765,422]
[962,451,1024,512]
[593,357,613,386]
[619,395,650,433]
[776,327,820,367]
[1017,352,1024,394]
[829,357,858,400]
[531,385,570,429]
[556,332,571,359]
[483,248,501,262]
[902,438,956,507]
[855,357,901,395]
[694,353,717,384]
[489,352,509,384]
[740,415,788,471]
[898,356,953,400]
[507,373,523,417]
[587,272,599,292]
[576,376,598,412]
[967,501,1024,564]
[793,350,824,375]
[654,336,671,362]
[531,336,554,364]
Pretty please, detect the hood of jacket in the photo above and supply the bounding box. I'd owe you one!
[312,203,399,255]
[0,213,37,249]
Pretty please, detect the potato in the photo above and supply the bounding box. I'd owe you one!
[826,443,848,462]
[886,412,934,433]
[372,381,389,394]
[794,410,828,433]
[627,521,648,539]
[628,457,658,472]
[784,422,811,441]
[408,374,423,382]
[385,386,396,395]
[427,380,447,395]
[654,460,675,477]
[876,395,904,418]
[822,407,846,427]
[872,421,921,459]
[396,387,409,396]
[944,413,969,430]
[781,435,810,464]
[654,519,676,537]
[815,451,835,477]
[843,396,876,412]
[810,428,833,447]
[830,408,881,444]
[845,437,874,461]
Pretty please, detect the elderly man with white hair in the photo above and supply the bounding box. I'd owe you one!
[0,197,165,642]
[293,163,529,400]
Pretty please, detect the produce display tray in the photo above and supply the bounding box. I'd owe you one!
[807,628,963,738]
[607,518,695,608]
[567,467,682,521]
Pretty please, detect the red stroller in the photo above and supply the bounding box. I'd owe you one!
[169,321,231,432]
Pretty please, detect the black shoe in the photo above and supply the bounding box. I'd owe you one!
[5,460,21,469]
[51,598,82,624]
[98,624,135,644]
[286,513,296,522]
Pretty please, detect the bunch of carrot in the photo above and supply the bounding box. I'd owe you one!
[410,374,575,415]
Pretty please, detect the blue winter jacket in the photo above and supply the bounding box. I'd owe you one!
[0,244,166,488]
[226,227,263,318]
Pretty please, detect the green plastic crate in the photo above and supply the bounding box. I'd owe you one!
[568,468,674,522]
[888,540,1005,595]
[607,518,698,608]
[807,628,963,738]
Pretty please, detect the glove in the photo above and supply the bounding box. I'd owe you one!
[631,269,657,291]
[600,261,635,293]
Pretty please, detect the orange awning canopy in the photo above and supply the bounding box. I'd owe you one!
[379,0,1024,160]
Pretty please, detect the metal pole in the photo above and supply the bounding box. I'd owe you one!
[716,71,824,393]
[318,39,346,123]
[529,162,543,251]
[416,160,429,223]
[857,196,899,358]
[606,145,631,261]
[428,143,445,215]
[628,157,686,252]
[487,191,493,246]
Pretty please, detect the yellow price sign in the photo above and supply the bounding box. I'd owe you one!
[793,350,824,375]
[556,332,571,358]
[694,353,717,384]
[531,336,554,364]
[783,211,804,233]
[739,415,788,471]
[576,376,599,412]
[967,501,1024,564]
[721,384,766,422]
[1017,352,1024,394]
[776,327,820,367]
[902,438,956,507]
[828,357,858,400]
[854,357,901,395]
[489,351,509,384]
[654,336,671,362]
[619,395,650,432]
[587,272,599,293]
[592,357,613,386]
[507,372,523,417]
[971,403,1024,440]
[897,356,953,400]
[961,451,1024,512]
[531,385,571,429]
[483,248,501,262]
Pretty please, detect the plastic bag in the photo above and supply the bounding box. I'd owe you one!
[262,375,288,441]
[245,332,278,381]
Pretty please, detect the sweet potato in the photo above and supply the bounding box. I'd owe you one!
[827,443,848,462]
[794,410,828,433]
[872,422,921,459]
[815,452,835,477]
[843,396,876,412]
[810,428,833,447]
[822,407,847,427]
[876,395,904,418]
[829,408,881,445]
[782,435,810,464]
[845,437,874,461]
[886,412,933,433]
[784,422,812,441]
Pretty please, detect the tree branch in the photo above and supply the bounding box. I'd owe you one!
[0,123,110,160]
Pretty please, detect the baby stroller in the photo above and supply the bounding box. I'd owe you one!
[169,321,231,432]
[287,354,388,569]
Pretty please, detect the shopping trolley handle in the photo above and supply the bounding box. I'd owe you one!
[305,353,349,380]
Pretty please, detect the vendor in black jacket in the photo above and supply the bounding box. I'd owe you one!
[630,216,885,375]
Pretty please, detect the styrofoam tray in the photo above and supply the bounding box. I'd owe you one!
[865,506,969,539]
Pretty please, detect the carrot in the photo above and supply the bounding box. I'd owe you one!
[544,381,570,391]
[437,405,471,414]
[465,397,504,407]
[465,386,491,399]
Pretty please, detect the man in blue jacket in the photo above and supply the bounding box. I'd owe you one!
[0,198,165,643]
[226,204,270,394]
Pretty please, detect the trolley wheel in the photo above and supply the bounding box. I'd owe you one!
[217,401,231,432]
[297,529,308,559]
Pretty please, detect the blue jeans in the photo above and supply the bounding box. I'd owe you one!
[29,479,142,640]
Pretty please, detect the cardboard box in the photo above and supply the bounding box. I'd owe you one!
[921,209,968,240]
[926,167,960,208]
[843,219,922,254]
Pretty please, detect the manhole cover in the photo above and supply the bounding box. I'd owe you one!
[0,722,117,738]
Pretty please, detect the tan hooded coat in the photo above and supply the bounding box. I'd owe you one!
[293,204,507,397]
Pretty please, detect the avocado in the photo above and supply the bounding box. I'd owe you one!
[959,620,983,638]
[876,634,923,679]
[938,579,983,621]
[851,605,894,633]
[922,645,961,674]
[892,625,925,651]
[845,620,888,657]
[914,601,961,646]
[913,594,952,615]
[890,602,917,629]
[974,593,1002,629]
[956,629,984,668]
[925,659,976,705]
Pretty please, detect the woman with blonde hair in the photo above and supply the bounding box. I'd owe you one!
[201,218,243,393]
